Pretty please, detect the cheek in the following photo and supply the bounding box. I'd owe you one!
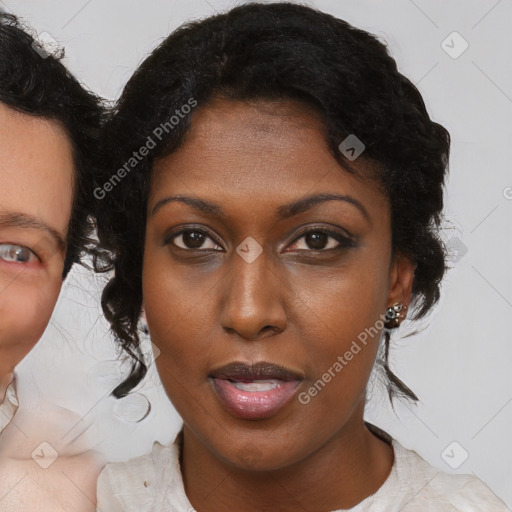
[144,268,220,422]
[142,252,204,370]
[143,259,217,373]
[292,250,390,338]
[288,256,390,400]
[0,279,61,364]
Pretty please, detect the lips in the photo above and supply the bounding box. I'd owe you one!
[209,361,303,420]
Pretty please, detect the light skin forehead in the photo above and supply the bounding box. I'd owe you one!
[0,102,74,240]
[150,97,389,233]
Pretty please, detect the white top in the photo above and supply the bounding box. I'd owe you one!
[0,377,18,435]
[96,431,510,511]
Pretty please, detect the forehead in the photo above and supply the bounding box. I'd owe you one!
[151,98,386,214]
[0,102,74,235]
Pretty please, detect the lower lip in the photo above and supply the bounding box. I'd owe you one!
[211,378,301,420]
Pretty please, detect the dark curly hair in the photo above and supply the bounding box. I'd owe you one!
[95,2,449,400]
[0,10,105,277]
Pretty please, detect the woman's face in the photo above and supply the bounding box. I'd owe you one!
[143,98,414,470]
[0,103,73,391]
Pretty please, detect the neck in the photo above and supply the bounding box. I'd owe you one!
[181,403,394,512]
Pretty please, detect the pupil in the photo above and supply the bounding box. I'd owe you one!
[183,231,205,248]
[306,232,327,249]
[15,247,28,262]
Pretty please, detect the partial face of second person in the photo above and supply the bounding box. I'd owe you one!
[143,98,414,470]
[0,102,73,393]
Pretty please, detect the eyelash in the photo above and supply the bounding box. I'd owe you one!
[165,226,355,253]
[0,243,39,264]
[286,227,356,252]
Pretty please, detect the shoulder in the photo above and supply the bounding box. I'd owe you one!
[391,440,510,511]
[96,442,174,512]
[425,471,510,511]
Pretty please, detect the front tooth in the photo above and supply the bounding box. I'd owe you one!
[232,380,280,392]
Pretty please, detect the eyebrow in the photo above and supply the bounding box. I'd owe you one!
[0,211,66,251]
[151,192,369,221]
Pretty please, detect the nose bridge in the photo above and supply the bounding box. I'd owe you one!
[220,245,286,340]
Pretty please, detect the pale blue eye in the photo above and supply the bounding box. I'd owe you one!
[0,244,36,263]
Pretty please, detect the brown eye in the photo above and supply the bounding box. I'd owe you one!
[183,231,206,248]
[305,232,328,249]
[171,230,222,250]
[287,229,354,252]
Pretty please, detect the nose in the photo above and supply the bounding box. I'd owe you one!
[219,249,287,341]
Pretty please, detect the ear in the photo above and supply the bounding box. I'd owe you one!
[387,253,416,309]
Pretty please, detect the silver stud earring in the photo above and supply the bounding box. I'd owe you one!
[384,302,407,329]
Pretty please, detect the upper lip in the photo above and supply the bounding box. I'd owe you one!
[210,361,303,382]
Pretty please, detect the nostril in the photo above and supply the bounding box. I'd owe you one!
[260,325,282,337]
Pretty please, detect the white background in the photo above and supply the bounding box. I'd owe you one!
[2,0,512,506]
